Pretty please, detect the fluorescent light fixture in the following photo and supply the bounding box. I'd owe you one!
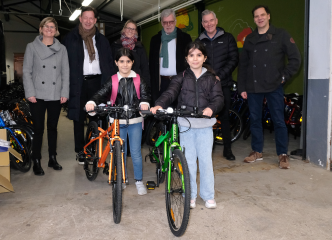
[82,0,93,6]
[69,9,82,21]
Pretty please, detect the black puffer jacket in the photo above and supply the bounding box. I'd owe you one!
[196,27,239,87]
[111,40,150,87]
[91,73,151,119]
[155,68,224,116]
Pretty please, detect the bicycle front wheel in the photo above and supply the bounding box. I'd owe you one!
[165,149,190,237]
[84,121,99,181]
[112,141,123,224]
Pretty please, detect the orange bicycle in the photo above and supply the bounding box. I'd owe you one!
[81,104,138,224]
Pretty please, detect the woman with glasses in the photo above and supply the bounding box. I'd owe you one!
[111,19,150,86]
[23,17,69,176]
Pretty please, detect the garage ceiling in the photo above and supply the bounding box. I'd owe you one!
[0,0,189,38]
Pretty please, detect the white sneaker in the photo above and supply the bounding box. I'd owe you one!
[135,181,147,195]
[122,183,126,190]
[190,199,196,209]
[205,199,217,209]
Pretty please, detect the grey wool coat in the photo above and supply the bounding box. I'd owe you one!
[23,35,69,100]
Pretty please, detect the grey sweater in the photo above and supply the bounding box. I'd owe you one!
[23,35,69,100]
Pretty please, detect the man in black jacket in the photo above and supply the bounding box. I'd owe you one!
[63,6,115,163]
[196,10,239,160]
[237,5,301,169]
[149,9,192,104]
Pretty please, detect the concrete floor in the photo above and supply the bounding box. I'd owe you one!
[1,112,332,240]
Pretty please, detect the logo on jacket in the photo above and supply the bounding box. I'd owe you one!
[218,42,223,43]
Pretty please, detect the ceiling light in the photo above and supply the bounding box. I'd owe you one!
[82,0,93,6]
[69,9,82,21]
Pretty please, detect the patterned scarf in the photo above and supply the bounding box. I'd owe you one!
[120,32,137,50]
[78,23,96,62]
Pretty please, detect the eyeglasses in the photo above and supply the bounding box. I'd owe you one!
[43,25,55,29]
[125,27,136,32]
[162,21,175,26]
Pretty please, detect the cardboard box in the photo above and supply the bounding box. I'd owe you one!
[0,129,14,193]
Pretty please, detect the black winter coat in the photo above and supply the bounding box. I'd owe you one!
[111,40,150,87]
[62,25,116,121]
[90,74,151,119]
[155,68,224,117]
[149,28,192,104]
[237,25,301,94]
[196,27,239,87]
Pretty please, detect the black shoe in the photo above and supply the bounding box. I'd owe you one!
[223,148,236,161]
[48,155,62,170]
[33,159,45,176]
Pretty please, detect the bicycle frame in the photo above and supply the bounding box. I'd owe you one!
[150,117,183,192]
[83,117,125,185]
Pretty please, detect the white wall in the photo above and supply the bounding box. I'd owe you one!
[0,14,39,82]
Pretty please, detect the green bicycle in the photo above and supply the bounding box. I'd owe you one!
[143,107,203,237]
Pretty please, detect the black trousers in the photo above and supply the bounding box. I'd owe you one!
[217,86,232,148]
[29,99,61,159]
[74,76,101,153]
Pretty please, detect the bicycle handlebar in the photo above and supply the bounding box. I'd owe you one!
[84,105,139,114]
[141,107,211,119]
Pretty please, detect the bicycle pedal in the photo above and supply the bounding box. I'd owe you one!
[149,155,157,163]
[146,181,156,190]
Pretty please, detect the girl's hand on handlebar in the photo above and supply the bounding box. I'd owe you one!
[150,106,162,114]
[140,104,149,110]
[85,103,95,112]
[202,107,213,117]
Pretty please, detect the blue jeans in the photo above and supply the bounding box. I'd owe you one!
[179,126,214,201]
[120,122,143,181]
[247,85,288,155]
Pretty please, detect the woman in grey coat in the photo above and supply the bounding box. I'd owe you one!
[23,17,69,176]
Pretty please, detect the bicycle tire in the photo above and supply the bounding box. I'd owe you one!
[84,121,99,181]
[165,149,190,237]
[145,119,163,146]
[9,125,33,153]
[213,109,243,145]
[7,130,31,172]
[112,141,123,224]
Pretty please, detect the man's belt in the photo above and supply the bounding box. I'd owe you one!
[84,74,101,80]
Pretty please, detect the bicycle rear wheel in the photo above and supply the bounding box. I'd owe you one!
[84,121,99,181]
[112,141,123,224]
[165,149,190,237]
[7,130,31,172]
[213,109,243,145]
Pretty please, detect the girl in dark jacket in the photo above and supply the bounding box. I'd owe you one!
[151,42,224,209]
[85,48,151,195]
[111,20,150,87]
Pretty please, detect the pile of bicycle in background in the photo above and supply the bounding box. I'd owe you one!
[0,80,303,174]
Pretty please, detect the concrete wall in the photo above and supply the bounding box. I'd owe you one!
[0,14,39,83]
[306,0,332,170]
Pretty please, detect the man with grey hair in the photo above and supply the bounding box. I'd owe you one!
[195,9,239,161]
[149,9,192,104]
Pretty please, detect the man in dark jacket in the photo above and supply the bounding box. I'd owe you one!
[196,10,239,161]
[63,6,115,163]
[237,5,301,169]
[149,9,192,104]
